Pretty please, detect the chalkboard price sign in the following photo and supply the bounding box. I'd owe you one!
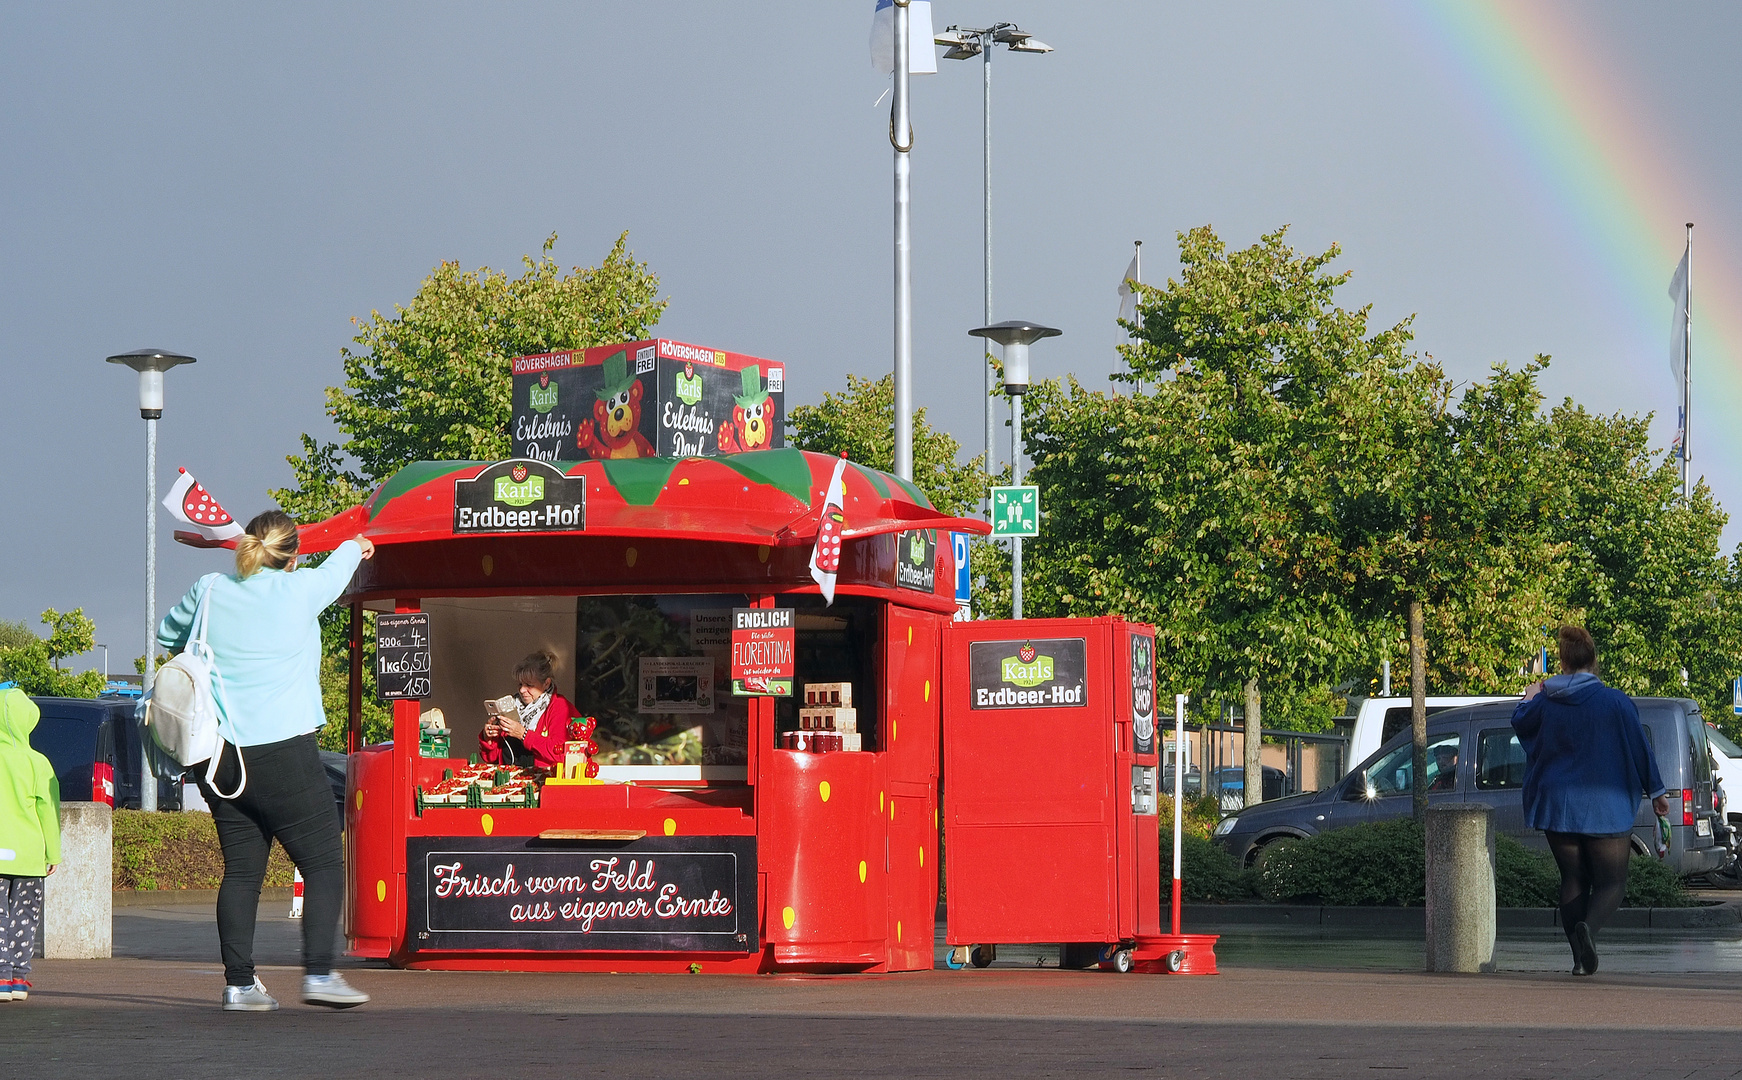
[376,612,432,699]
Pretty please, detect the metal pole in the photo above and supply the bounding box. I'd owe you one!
[1011,390,1023,619]
[142,417,158,812]
[982,35,995,489]
[1172,693,1186,936]
[892,0,914,482]
[1683,221,1693,499]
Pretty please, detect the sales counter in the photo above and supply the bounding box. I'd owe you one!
[288,450,985,972]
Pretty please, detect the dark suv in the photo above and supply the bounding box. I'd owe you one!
[1214,697,1723,879]
[29,696,182,810]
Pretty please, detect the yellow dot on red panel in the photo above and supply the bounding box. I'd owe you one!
[355,790,363,810]
[782,906,795,930]
[859,860,867,883]
[919,846,925,867]
[907,626,913,645]
[758,545,770,563]
[664,818,677,836]
[879,791,885,812]
[897,920,903,942]
[625,547,638,567]
[678,477,690,485]
[923,680,930,703]
[481,555,494,576]
[890,800,896,821]
[481,813,494,835]
[819,781,831,802]
[376,880,386,903]
[892,719,898,742]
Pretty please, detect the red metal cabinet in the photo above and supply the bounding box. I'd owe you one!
[942,618,1161,952]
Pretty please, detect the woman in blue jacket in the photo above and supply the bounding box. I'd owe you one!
[159,511,373,1011]
[1512,625,1669,976]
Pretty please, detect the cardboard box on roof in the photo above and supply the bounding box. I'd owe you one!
[510,339,785,462]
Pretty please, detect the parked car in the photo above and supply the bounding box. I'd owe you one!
[1161,764,1202,796]
[1705,724,1742,825]
[29,695,181,810]
[1343,695,1514,776]
[1214,697,1724,879]
[1209,765,1289,805]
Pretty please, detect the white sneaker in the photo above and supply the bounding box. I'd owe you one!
[302,972,369,1008]
[222,978,279,1012]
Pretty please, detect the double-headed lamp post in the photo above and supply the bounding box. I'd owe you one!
[969,320,1059,619]
[107,348,196,812]
[933,22,1052,491]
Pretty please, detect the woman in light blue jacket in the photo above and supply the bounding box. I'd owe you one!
[159,511,373,1012]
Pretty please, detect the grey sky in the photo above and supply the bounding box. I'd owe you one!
[2,2,1737,675]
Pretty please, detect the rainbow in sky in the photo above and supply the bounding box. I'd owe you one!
[1413,0,1737,497]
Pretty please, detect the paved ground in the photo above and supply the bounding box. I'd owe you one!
[5,900,1742,1079]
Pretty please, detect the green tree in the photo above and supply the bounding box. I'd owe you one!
[0,608,104,698]
[1550,403,1742,728]
[1102,226,1408,800]
[273,232,667,744]
[0,619,36,651]
[274,231,667,522]
[786,373,987,517]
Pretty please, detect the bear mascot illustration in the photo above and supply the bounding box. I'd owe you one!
[716,365,776,454]
[576,350,656,459]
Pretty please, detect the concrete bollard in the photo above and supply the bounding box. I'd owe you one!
[1425,802,1496,973]
[42,801,113,959]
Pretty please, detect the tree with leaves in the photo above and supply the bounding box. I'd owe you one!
[0,608,105,698]
[273,233,667,748]
[1105,225,1411,805]
[786,373,986,517]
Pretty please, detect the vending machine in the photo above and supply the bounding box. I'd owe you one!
[941,617,1162,970]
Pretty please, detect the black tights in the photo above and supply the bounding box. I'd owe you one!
[1544,831,1632,941]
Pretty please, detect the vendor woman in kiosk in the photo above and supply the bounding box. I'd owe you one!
[478,651,576,769]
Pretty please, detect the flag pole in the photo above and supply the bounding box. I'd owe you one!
[1683,222,1692,500]
[1133,239,1143,395]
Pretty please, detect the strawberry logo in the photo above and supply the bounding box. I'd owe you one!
[510,464,529,483]
[685,362,695,380]
[1018,643,1037,664]
[539,372,549,388]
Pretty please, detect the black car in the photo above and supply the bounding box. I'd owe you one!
[29,696,182,810]
[1213,697,1724,879]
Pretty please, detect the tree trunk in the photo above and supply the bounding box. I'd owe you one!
[1410,599,1428,823]
[1244,677,1263,810]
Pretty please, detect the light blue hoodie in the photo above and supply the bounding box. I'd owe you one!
[157,541,363,747]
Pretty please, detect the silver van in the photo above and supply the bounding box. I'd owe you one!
[1215,696,1724,878]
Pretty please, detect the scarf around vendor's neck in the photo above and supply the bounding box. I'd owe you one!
[517,690,552,734]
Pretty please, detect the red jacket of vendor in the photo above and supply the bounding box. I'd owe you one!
[478,694,576,770]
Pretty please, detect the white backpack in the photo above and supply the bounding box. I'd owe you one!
[142,573,245,799]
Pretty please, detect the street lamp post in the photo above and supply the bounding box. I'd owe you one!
[96,644,108,684]
[935,22,1052,494]
[969,320,1059,619]
[108,348,196,812]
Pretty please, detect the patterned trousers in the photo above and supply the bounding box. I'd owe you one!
[0,875,45,980]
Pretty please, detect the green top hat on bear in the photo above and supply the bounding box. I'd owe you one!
[734,365,769,409]
[596,351,636,401]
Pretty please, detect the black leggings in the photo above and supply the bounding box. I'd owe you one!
[1544,830,1632,940]
[196,732,343,987]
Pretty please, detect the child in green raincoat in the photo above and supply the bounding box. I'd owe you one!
[0,685,60,1002]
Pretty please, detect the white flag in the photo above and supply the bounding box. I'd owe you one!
[1117,252,1141,324]
[808,456,850,606]
[1669,248,1689,452]
[163,467,245,542]
[870,0,936,76]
